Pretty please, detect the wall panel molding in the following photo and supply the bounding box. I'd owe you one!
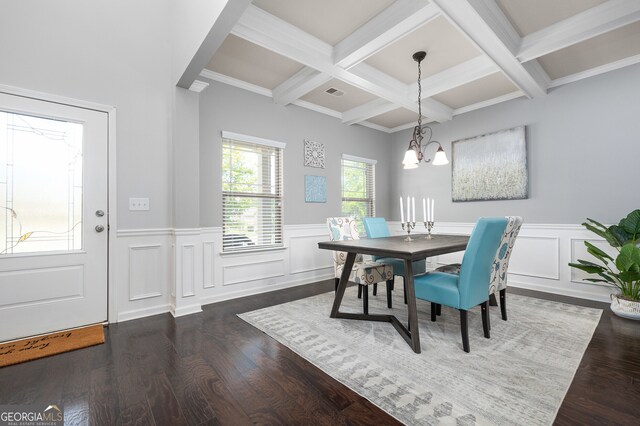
[128,245,163,301]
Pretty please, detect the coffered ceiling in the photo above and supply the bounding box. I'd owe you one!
[199,0,640,133]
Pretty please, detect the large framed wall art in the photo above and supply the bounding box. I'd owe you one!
[451,126,528,202]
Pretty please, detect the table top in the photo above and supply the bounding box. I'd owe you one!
[318,234,469,261]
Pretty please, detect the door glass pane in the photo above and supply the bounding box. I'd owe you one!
[0,111,83,254]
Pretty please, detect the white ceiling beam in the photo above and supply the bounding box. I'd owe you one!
[333,0,439,69]
[342,98,399,125]
[347,63,453,122]
[273,0,439,107]
[518,0,640,63]
[341,57,496,126]
[410,55,499,99]
[232,4,453,122]
[272,68,332,105]
[431,0,548,98]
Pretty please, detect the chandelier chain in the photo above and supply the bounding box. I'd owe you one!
[417,59,422,128]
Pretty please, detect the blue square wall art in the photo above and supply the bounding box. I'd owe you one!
[305,175,326,203]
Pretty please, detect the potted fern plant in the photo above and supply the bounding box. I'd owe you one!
[569,209,640,320]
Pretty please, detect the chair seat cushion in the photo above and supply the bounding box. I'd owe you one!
[337,261,393,285]
[413,272,460,308]
[375,257,426,277]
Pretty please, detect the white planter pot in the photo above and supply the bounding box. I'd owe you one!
[610,294,640,320]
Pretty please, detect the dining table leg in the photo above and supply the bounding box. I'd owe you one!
[403,259,421,353]
[330,252,356,318]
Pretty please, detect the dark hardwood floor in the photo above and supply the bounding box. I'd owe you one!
[0,281,638,425]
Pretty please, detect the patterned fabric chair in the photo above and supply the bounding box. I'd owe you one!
[414,217,508,352]
[435,216,523,321]
[327,217,394,312]
[362,217,426,305]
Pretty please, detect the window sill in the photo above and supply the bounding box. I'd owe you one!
[220,246,288,256]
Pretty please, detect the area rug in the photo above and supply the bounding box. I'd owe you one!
[0,324,104,368]
[238,286,602,425]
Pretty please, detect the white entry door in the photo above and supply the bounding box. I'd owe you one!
[0,92,108,342]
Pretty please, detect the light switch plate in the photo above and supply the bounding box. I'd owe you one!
[129,197,149,211]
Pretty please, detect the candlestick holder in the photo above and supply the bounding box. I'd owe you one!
[423,221,434,239]
[401,221,416,241]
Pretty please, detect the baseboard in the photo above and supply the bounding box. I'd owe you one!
[509,280,611,304]
[117,304,172,323]
[170,303,203,318]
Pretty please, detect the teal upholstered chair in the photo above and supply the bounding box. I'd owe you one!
[414,217,508,353]
[436,216,523,321]
[362,217,426,306]
[326,217,394,313]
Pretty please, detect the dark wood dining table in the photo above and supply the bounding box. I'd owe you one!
[318,234,469,353]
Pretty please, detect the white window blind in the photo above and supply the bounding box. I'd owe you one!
[222,135,284,252]
[341,156,375,221]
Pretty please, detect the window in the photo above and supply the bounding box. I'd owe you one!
[221,131,285,252]
[341,154,376,221]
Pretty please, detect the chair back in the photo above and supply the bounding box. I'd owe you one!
[362,217,390,261]
[326,217,361,267]
[362,217,391,238]
[458,217,508,310]
[489,216,523,294]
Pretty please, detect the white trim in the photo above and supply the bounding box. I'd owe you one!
[390,121,422,133]
[342,98,398,126]
[117,228,173,237]
[170,303,203,318]
[221,130,287,149]
[358,120,393,133]
[453,91,525,116]
[548,54,640,88]
[200,69,273,97]
[272,67,332,106]
[342,153,377,165]
[188,80,210,93]
[117,304,171,323]
[290,99,342,119]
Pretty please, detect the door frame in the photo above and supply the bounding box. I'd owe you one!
[0,83,118,324]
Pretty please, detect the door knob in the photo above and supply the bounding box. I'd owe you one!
[95,210,105,217]
[95,225,105,233]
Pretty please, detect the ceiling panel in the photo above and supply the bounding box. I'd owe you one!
[496,0,606,36]
[205,34,303,89]
[368,108,418,129]
[299,79,378,113]
[538,21,640,80]
[432,73,518,110]
[364,16,482,84]
[253,0,394,46]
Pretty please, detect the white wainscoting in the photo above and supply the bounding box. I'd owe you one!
[113,222,612,323]
[388,221,612,303]
[114,224,333,322]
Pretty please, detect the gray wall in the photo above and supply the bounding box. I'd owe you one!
[0,0,174,229]
[390,63,640,225]
[199,81,392,227]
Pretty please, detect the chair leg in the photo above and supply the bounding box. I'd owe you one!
[386,280,393,309]
[334,277,339,292]
[500,289,507,321]
[363,285,369,315]
[357,284,362,299]
[403,280,408,304]
[431,303,437,322]
[390,276,395,291]
[489,293,498,306]
[373,283,378,296]
[481,301,490,339]
[436,304,442,316]
[460,310,470,353]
